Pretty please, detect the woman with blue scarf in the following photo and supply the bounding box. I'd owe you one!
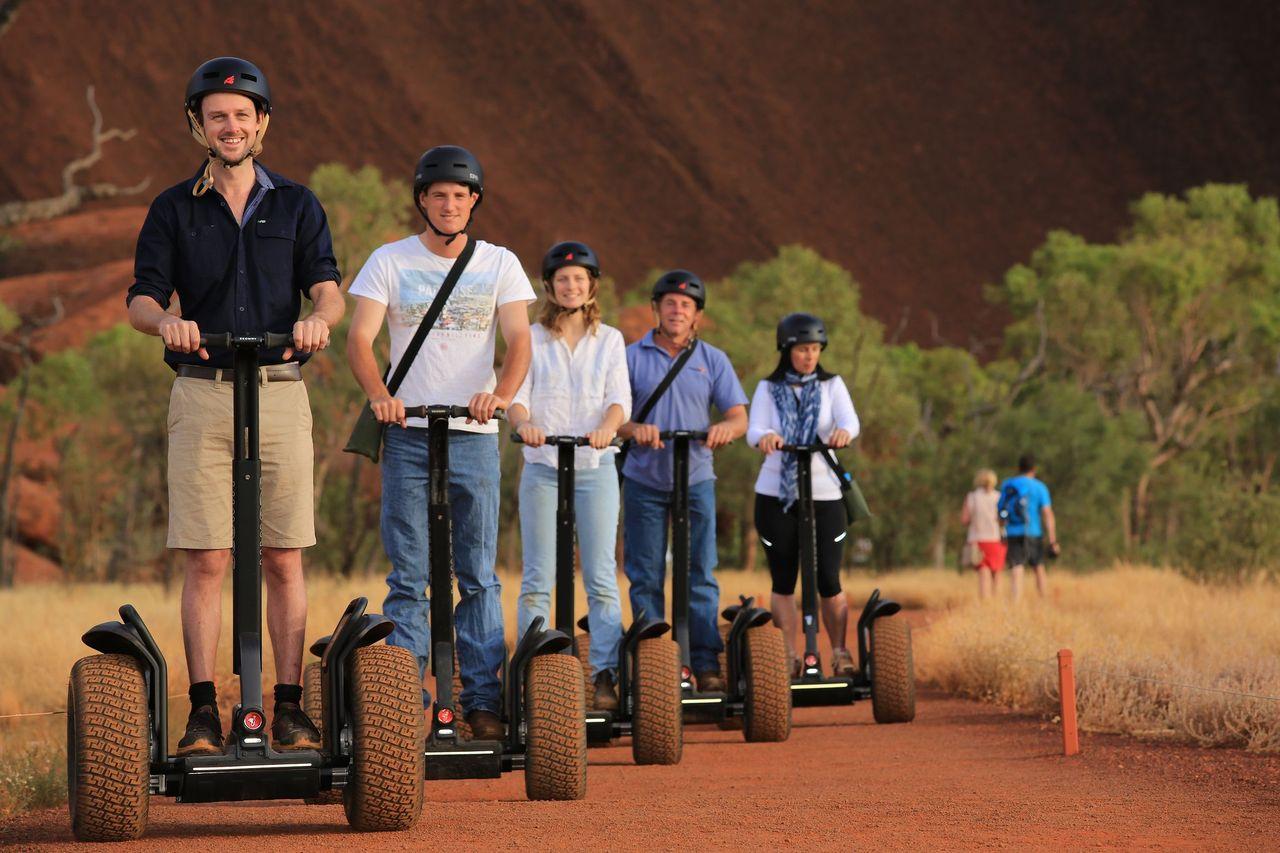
[747,313,859,677]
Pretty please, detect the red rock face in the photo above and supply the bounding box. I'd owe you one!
[2,2,1278,343]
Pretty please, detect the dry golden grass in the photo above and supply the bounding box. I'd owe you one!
[4,564,1277,817]
[914,565,1280,751]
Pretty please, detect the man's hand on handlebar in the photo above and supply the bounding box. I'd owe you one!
[586,426,617,450]
[285,316,331,361]
[828,428,853,450]
[632,423,663,449]
[467,392,507,425]
[705,421,737,449]
[159,316,208,360]
[758,433,784,455]
[371,394,407,428]
[517,423,546,447]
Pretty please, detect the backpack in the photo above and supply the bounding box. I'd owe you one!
[998,483,1027,526]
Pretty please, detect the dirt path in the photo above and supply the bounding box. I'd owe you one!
[4,689,1278,850]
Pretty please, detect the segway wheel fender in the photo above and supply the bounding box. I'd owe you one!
[67,654,150,841]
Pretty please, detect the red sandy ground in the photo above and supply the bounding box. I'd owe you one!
[2,691,1278,850]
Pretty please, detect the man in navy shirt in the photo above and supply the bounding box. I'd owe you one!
[126,57,343,756]
[618,271,748,692]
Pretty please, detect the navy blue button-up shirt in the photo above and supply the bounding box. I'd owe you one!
[128,163,341,370]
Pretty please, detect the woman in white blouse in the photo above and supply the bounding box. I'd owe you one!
[747,313,860,678]
[508,241,631,712]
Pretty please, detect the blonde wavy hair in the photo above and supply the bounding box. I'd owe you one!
[974,468,997,490]
[538,272,602,336]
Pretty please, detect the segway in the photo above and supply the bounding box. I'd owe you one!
[780,443,915,722]
[511,433,683,765]
[309,405,586,801]
[66,333,423,842]
[659,430,791,742]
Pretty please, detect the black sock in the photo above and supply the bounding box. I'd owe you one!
[189,681,217,715]
[274,683,303,707]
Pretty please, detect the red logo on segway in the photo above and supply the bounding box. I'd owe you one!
[804,654,819,667]
[437,708,454,724]
[223,75,236,85]
[242,710,264,731]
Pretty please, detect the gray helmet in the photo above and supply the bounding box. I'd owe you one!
[776,312,828,351]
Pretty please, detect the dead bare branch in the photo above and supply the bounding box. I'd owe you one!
[0,86,150,226]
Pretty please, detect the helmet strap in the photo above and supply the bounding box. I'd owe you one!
[416,200,471,245]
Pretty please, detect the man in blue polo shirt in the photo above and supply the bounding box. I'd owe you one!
[998,454,1059,600]
[126,57,344,756]
[618,270,748,692]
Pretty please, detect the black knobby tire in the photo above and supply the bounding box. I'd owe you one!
[449,650,473,740]
[574,633,594,710]
[524,653,587,801]
[631,638,683,765]
[742,626,792,743]
[716,623,742,731]
[343,645,425,831]
[870,616,916,724]
[302,661,342,806]
[67,654,150,842]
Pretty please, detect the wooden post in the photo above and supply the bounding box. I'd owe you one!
[1058,648,1079,756]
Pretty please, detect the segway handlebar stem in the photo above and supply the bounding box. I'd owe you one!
[199,332,295,350]
[402,404,506,421]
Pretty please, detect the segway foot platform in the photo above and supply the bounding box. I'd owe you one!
[680,689,729,723]
[423,738,508,780]
[174,749,325,802]
[585,709,619,745]
[789,674,866,707]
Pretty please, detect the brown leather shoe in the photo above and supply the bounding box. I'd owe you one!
[593,671,620,712]
[696,670,726,693]
[176,705,224,756]
[466,709,505,741]
[271,702,322,751]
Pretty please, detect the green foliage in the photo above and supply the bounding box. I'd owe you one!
[309,163,412,283]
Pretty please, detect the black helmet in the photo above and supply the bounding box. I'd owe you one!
[185,57,271,117]
[542,241,601,280]
[651,269,706,309]
[776,313,828,351]
[414,145,484,205]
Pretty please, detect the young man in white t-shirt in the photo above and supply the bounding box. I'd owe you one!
[346,145,535,741]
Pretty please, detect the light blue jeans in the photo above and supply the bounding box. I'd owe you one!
[517,456,624,678]
[380,426,505,714]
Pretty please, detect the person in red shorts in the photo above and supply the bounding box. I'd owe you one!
[961,468,1006,598]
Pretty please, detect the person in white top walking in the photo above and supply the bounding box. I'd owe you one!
[747,314,860,677]
[508,241,631,711]
[345,145,535,742]
[960,469,1007,598]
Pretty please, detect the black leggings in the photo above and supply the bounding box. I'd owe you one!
[754,493,847,597]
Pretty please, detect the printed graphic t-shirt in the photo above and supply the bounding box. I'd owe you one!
[348,236,536,432]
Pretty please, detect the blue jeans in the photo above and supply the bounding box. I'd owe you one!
[380,426,504,713]
[518,456,624,678]
[622,476,723,673]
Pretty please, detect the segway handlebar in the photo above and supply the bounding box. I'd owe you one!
[402,404,506,421]
[510,433,625,448]
[657,430,709,441]
[199,332,295,350]
[779,442,836,453]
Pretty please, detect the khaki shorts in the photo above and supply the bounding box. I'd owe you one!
[167,375,316,550]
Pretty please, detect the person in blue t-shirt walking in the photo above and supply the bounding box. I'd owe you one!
[997,454,1060,600]
[617,270,748,693]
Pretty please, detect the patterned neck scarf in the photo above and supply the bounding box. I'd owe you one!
[770,370,821,511]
